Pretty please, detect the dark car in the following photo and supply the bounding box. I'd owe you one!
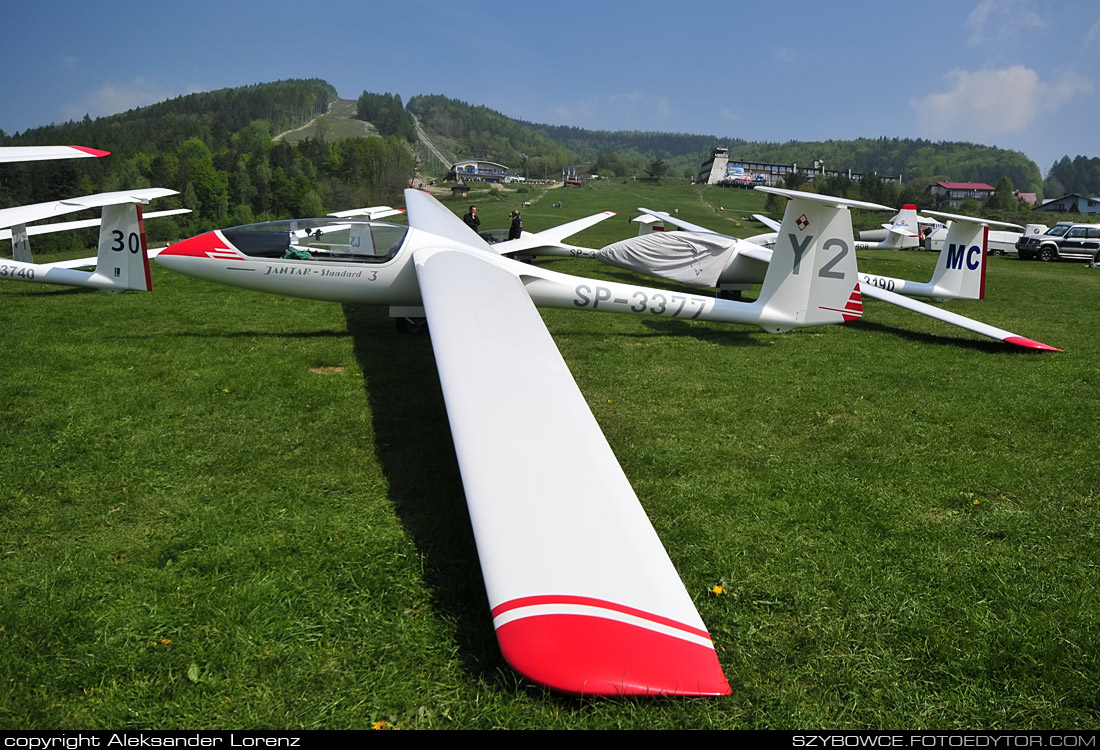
[1018,222,1100,261]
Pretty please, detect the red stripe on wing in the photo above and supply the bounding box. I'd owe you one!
[494,603,730,696]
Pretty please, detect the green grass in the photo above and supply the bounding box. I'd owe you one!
[1,181,1098,729]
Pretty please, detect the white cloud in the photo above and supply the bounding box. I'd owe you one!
[1084,15,1100,49]
[966,0,1046,46]
[61,79,205,122]
[911,66,1092,138]
[773,46,796,64]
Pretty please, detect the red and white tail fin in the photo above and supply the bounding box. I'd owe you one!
[755,187,891,330]
[633,214,666,235]
[90,203,153,292]
[879,204,921,249]
[925,211,1002,301]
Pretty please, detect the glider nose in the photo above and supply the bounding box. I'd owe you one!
[156,231,246,274]
[156,231,226,261]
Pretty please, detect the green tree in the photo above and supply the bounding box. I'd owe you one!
[764,191,786,217]
[986,176,1017,212]
[783,171,808,191]
[645,157,667,179]
[593,150,625,177]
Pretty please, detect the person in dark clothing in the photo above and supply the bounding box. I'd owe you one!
[508,210,522,240]
[462,205,480,233]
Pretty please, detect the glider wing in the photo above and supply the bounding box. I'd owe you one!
[861,285,1060,351]
[0,145,110,163]
[412,245,731,696]
[0,188,178,231]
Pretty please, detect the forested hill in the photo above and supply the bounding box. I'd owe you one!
[732,138,1042,197]
[409,94,1043,196]
[7,80,338,156]
[406,94,576,179]
[0,79,1057,243]
[0,79,415,249]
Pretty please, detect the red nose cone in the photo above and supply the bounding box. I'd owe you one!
[158,231,231,258]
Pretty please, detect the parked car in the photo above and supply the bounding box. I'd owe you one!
[1017,222,1100,261]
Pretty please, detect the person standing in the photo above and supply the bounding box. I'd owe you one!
[508,209,522,240]
[462,205,480,233]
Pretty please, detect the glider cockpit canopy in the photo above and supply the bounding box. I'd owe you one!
[220,218,409,263]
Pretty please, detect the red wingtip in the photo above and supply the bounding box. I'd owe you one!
[493,598,730,697]
[70,146,111,158]
[1003,336,1061,352]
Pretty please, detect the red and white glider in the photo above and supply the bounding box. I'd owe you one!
[154,187,883,696]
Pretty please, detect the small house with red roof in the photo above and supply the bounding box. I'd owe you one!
[928,181,996,208]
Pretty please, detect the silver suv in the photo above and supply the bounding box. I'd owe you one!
[1018,222,1100,261]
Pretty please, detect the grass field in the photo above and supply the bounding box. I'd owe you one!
[1,180,1098,729]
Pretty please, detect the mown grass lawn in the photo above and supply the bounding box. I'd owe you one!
[1,181,1097,729]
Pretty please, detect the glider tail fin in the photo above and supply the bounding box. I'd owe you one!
[91,203,153,292]
[637,216,666,236]
[882,204,921,249]
[755,189,864,330]
[928,219,987,300]
[11,223,33,263]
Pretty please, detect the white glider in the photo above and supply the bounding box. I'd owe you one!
[613,189,1057,350]
[0,188,179,292]
[0,202,153,292]
[491,210,617,259]
[154,187,879,696]
[327,206,406,220]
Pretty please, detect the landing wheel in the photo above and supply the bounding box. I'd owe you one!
[395,317,428,334]
[718,289,742,301]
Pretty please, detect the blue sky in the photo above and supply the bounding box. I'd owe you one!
[3,0,1097,176]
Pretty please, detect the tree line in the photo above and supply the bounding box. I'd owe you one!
[0,80,415,253]
[1045,155,1100,198]
[406,95,1047,196]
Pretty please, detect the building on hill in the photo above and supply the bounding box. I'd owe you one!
[697,147,900,187]
[1033,193,1100,214]
[698,148,730,184]
[447,159,510,183]
[928,181,995,208]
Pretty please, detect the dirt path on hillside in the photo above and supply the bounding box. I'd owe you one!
[273,102,332,142]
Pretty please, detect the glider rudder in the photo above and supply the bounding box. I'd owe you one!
[92,203,153,292]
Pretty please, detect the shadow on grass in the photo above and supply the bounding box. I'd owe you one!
[848,319,1056,354]
[0,285,98,297]
[637,317,769,347]
[340,301,755,704]
[341,303,513,690]
[120,329,350,340]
